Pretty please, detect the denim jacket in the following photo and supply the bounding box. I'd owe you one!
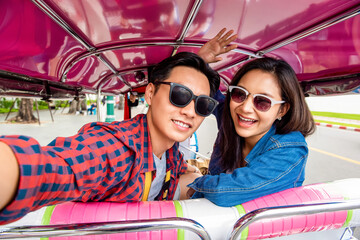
[188,91,308,207]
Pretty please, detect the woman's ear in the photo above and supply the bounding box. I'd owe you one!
[278,103,290,119]
[144,83,155,106]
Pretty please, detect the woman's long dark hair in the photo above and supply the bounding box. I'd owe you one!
[219,57,315,171]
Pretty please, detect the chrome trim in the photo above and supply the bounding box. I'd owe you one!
[215,6,359,74]
[119,67,148,78]
[30,1,360,91]
[97,55,131,88]
[229,199,360,240]
[30,0,255,85]
[32,0,130,87]
[172,0,203,55]
[229,48,257,57]
[180,145,209,159]
[73,42,257,60]
[257,7,360,55]
[97,54,118,75]
[94,72,132,121]
[31,0,94,51]
[61,42,258,82]
[96,83,103,122]
[0,217,211,240]
[178,0,203,40]
[216,56,255,73]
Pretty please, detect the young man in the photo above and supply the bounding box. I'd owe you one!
[0,52,219,224]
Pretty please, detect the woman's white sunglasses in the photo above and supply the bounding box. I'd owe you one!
[228,86,285,112]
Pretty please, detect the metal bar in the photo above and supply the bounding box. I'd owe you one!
[258,7,360,55]
[61,42,257,83]
[97,85,103,122]
[96,54,118,75]
[4,99,16,121]
[230,199,360,240]
[93,73,131,122]
[178,0,203,40]
[47,102,54,122]
[61,100,69,114]
[215,6,360,74]
[31,0,130,87]
[172,0,203,55]
[31,0,94,51]
[96,55,131,88]
[180,145,209,160]
[73,42,257,61]
[215,56,255,76]
[52,102,58,115]
[0,217,211,240]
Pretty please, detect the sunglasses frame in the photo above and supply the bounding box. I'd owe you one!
[228,86,285,112]
[155,82,218,117]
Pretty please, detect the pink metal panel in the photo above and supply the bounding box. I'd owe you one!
[0,0,359,97]
[188,0,360,50]
[102,46,175,71]
[259,15,360,82]
[48,0,193,45]
[0,0,85,82]
[65,56,111,87]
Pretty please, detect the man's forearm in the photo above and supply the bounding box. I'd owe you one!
[0,142,19,211]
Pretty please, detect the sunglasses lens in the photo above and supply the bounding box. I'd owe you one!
[196,97,217,116]
[166,83,217,116]
[254,96,272,112]
[171,85,192,106]
[231,88,247,103]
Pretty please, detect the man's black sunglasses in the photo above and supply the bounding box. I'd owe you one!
[155,82,218,117]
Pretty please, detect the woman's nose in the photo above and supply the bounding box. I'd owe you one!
[239,96,254,112]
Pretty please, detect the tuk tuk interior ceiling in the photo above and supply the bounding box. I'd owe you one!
[0,0,359,98]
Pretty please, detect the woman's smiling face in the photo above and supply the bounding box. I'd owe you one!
[229,69,287,147]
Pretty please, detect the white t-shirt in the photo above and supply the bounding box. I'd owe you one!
[147,153,167,200]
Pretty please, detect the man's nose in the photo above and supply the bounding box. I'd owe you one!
[180,100,197,117]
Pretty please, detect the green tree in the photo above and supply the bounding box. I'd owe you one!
[8,98,37,123]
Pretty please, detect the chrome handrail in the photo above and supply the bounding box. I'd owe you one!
[229,199,360,240]
[0,217,211,240]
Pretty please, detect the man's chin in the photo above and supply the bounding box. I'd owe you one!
[172,134,192,143]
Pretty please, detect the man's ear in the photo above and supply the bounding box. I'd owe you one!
[144,83,155,106]
[278,103,290,119]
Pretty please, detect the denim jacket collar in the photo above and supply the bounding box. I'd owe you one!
[245,124,276,164]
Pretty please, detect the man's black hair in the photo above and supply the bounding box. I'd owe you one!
[148,52,220,97]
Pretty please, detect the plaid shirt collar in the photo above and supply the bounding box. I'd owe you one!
[136,114,177,174]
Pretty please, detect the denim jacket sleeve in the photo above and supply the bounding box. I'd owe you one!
[188,138,308,207]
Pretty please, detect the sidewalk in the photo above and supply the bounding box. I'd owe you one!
[1,104,359,147]
[0,106,145,145]
[314,116,360,125]
[313,116,360,132]
[306,95,360,132]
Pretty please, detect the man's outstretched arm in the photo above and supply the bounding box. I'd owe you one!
[0,142,19,211]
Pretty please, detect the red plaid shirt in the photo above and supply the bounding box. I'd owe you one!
[0,114,187,224]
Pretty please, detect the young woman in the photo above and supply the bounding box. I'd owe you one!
[188,32,316,206]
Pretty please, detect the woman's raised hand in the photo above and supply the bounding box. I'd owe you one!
[198,28,237,63]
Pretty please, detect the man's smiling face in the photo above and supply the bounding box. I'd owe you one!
[146,66,210,147]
